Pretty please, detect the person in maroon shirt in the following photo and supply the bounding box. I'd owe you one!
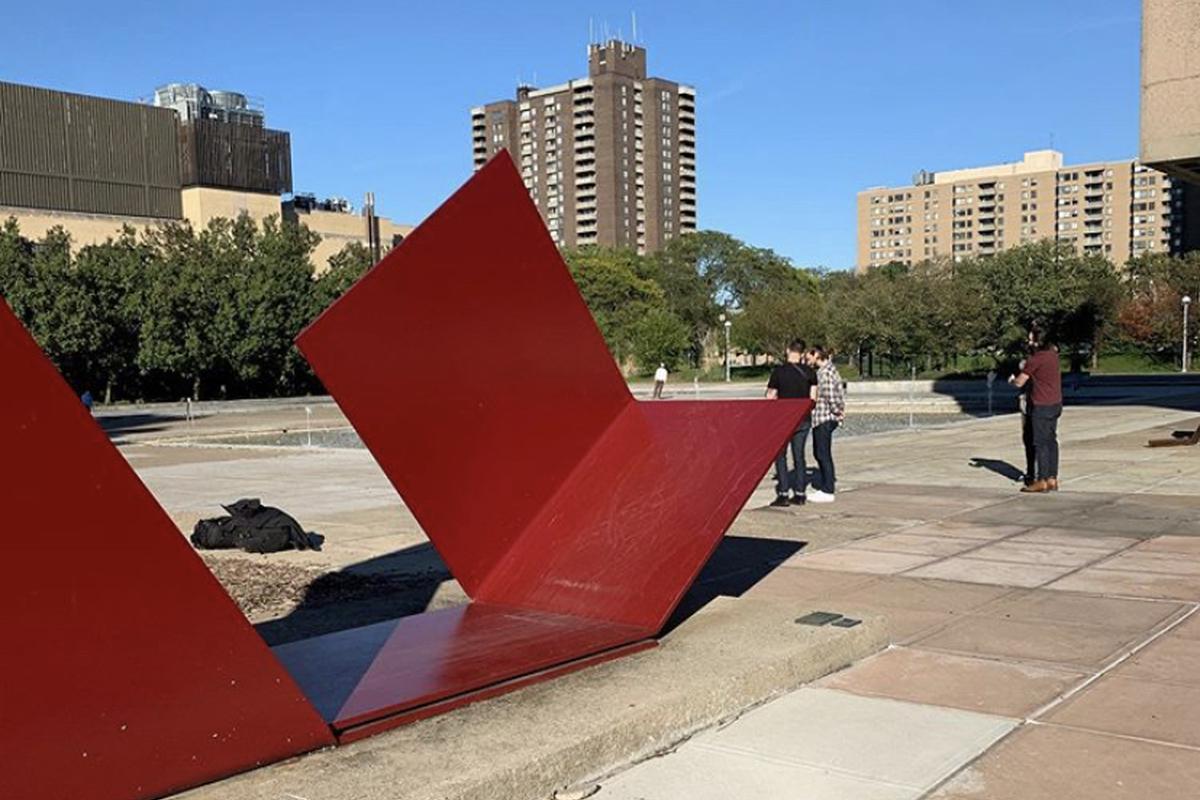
[1009,327,1062,493]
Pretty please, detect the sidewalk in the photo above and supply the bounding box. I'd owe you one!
[594,403,1200,799]
[117,397,1200,798]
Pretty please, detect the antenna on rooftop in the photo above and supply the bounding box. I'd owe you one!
[589,17,594,46]
[632,11,638,42]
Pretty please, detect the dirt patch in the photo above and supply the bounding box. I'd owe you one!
[201,554,447,621]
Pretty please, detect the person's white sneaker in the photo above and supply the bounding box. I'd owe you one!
[808,490,835,503]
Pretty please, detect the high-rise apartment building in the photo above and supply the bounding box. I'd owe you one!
[857,150,1191,272]
[471,40,696,253]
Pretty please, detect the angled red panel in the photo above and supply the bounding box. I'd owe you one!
[478,398,813,630]
[0,300,333,800]
[297,151,630,595]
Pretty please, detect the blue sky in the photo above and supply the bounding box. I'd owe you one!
[1,0,1143,270]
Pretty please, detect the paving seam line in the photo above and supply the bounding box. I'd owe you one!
[917,602,1199,797]
[897,595,1195,675]
[1024,719,1200,753]
[1025,602,1200,721]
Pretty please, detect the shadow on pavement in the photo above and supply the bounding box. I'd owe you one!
[969,457,1024,483]
[255,535,800,647]
[97,412,185,441]
[662,535,806,635]
[255,542,453,646]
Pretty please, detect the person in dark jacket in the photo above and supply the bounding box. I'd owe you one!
[1010,327,1062,493]
[766,339,817,506]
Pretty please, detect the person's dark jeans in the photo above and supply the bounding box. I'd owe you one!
[1031,403,1062,480]
[774,422,811,496]
[812,420,839,493]
[1022,411,1036,483]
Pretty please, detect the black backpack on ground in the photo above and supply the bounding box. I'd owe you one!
[190,498,319,554]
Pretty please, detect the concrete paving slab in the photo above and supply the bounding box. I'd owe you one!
[915,616,1149,670]
[171,598,886,800]
[745,567,878,604]
[1045,676,1200,747]
[1096,550,1200,576]
[1010,527,1138,552]
[827,575,1014,615]
[596,739,915,800]
[1173,613,1200,640]
[975,590,1186,633]
[1114,633,1200,687]
[697,687,1014,791]
[904,557,1073,588]
[930,724,1200,799]
[1048,568,1200,601]
[1142,535,1200,554]
[787,547,939,575]
[963,541,1113,568]
[818,647,1085,717]
[905,521,1031,541]
[843,533,984,557]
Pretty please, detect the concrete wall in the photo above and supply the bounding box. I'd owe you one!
[1141,0,1200,182]
[180,187,283,229]
[0,205,160,247]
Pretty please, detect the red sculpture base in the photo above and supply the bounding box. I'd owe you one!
[272,603,654,740]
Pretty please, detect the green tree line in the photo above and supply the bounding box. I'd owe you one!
[2,215,1198,402]
[0,216,374,402]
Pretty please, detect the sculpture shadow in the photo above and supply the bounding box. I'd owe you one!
[255,535,801,647]
[663,535,806,634]
[968,457,1024,483]
[255,542,453,647]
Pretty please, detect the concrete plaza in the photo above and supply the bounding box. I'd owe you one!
[109,393,1200,799]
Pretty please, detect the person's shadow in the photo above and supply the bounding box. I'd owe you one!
[969,457,1024,482]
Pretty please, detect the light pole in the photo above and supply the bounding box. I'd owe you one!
[724,319,733,382]
[1184,295,1193,374]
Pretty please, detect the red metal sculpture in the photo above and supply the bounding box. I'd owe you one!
[0,300,334,800]
[0,150,810,799]
[287,152,812,737]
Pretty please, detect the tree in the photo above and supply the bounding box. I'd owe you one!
[628,308,691,371]
[71,229,150,402]
[733,290,826,360]
[562,246,665,359]
[312,241,375,315]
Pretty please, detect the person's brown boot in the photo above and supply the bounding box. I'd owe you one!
[1046,478,1059,492]
[1021,480,1050,493]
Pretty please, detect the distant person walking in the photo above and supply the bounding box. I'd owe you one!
[653,363,668,399]
[808,346,845,503]
[1010,327,1062,493]
[766,340,817,507]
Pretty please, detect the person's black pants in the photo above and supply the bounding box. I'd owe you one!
[812,420,839,493]
[1022,411,1036,483]
[774,422,811,496]
[1031,404,1061,480]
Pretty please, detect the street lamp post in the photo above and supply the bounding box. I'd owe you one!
[1184,295,1193,374]
[724,319,732,382]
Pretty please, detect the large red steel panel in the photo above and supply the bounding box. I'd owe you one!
[293,151,813,729]
[0,300,334,800]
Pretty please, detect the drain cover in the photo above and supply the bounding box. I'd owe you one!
[795,611,843,626]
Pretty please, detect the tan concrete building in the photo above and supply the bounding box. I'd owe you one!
[1141,0,1200,254]
[1141,0,1200,183]
[282,200,413,270]
[471,39,696,253]
[857,150,1188,271]
[0,80,412,272]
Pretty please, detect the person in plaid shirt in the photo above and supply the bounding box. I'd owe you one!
[807,345,845,502]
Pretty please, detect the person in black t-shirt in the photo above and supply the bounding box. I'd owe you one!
[766,339,817,506]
